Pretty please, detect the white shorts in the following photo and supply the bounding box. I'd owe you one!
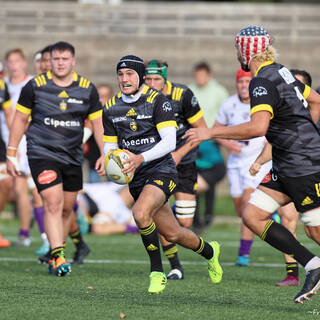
[17,135,31,175]
[228,161,272,198]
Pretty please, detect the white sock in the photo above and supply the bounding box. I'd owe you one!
[305,256,320,272]
[41,233,49,244]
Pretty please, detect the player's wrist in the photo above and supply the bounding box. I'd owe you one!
[6,147,17,157]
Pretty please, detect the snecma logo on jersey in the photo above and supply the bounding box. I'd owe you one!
[122,137,156,148]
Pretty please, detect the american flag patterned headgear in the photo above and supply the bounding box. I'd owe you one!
[235,26,271,68]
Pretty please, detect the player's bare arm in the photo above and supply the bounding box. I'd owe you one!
[184,111,270,146]
[249,142,272,176]
[214,121,242,155]
[6,110,30,176]
[91,117,105,176]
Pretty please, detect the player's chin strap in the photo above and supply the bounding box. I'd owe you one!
[122,90,143,104]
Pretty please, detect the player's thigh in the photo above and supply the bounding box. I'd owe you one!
[63,190,78,213]
[196,173,209,193]
[40,183,64,215]
[132,184,167,220]
[228,167,242,199]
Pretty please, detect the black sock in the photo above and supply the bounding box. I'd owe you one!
[162,244,182,270]
[193,237,213,260]
[139,222,163,272]
[69,229,84,248]
[286,262,299,278]
[50,246,64,259]
[261,220,315,267]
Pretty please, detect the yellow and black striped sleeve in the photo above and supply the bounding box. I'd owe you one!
[249,77,278,120]
[102,107,118,143]
[16,80,34,115]
[182,88,204,125]
[87,85,103,120]
[154,95,177,132]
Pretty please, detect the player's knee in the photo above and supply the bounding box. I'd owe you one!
[132,206,151,227]
[163,230,181,243]
[175,200,196,222]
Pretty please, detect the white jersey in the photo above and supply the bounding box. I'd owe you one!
[216,93,271,196]
[2,76,33,174]
[216,94,267,169]
[80,182,132,224]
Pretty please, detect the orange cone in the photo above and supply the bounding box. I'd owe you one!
[0,233,10,248]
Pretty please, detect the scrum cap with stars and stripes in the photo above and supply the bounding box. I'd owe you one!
[235,26,271,69]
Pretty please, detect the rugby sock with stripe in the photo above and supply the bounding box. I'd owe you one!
[193,237,213,260]
[139,222,163,272]
[286,262,299,278]
[69,228,84,249]
[261,220,314,267]
[162,244,182,270]
[50,246,65,259]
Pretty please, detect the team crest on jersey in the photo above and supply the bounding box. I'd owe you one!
[262,173,271,183]
[130,119,138,131]
[162,101,172,112]
[191,96,198,107]
[60,100,67,111]
[253,86,268,97]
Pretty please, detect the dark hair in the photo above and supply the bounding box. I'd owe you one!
[41,45,52,57]
[290,69,312,87]
[194,61,211,73]
[5,48,26,61]
[50,41,75,56]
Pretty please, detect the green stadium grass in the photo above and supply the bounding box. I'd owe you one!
[0,214,319,319]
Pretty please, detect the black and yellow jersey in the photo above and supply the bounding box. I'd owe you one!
[165,81,203,164]
[17,71,102,165]
[0,79,11,112]
[103,85,177,179]
[249,61,320,177]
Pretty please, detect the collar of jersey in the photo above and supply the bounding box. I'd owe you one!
[46,71,78,82]
[254,60,274,77]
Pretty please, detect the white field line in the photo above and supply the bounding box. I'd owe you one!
[0,256,285,267]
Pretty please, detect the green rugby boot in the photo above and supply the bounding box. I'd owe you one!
[148,271,167,294]
[208,241,223,284]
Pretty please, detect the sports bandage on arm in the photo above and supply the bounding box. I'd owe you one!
[82,127,93,144]
[141,126,176,162]
[104,142,119,156]
[6,147,20,172]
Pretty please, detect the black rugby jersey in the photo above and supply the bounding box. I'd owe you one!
[0,79,11,111]
[249,61,320,177]
[165,81,203,164]
[17,71,102,165]
[103,85,178,179]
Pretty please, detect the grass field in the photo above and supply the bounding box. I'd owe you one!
[1,214,320,320]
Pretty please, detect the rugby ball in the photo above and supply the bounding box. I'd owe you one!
[104,149,134,184]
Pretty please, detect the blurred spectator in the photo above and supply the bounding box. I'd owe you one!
[33,52,42,75]
[189,62,228,230]
[189,61,229,127]
[40,45,52,73]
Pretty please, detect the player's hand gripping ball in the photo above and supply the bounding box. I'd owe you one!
[104,149,134,184]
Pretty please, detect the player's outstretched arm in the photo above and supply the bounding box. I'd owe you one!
[6,111,30,176]
[184,111,270,146]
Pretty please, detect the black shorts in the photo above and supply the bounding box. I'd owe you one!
[29,159,82,193]
[198,162,226,186]
[175,162,197,195]
[129,173,179,203]
[260,169,320,213]
[0,137,6,162]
